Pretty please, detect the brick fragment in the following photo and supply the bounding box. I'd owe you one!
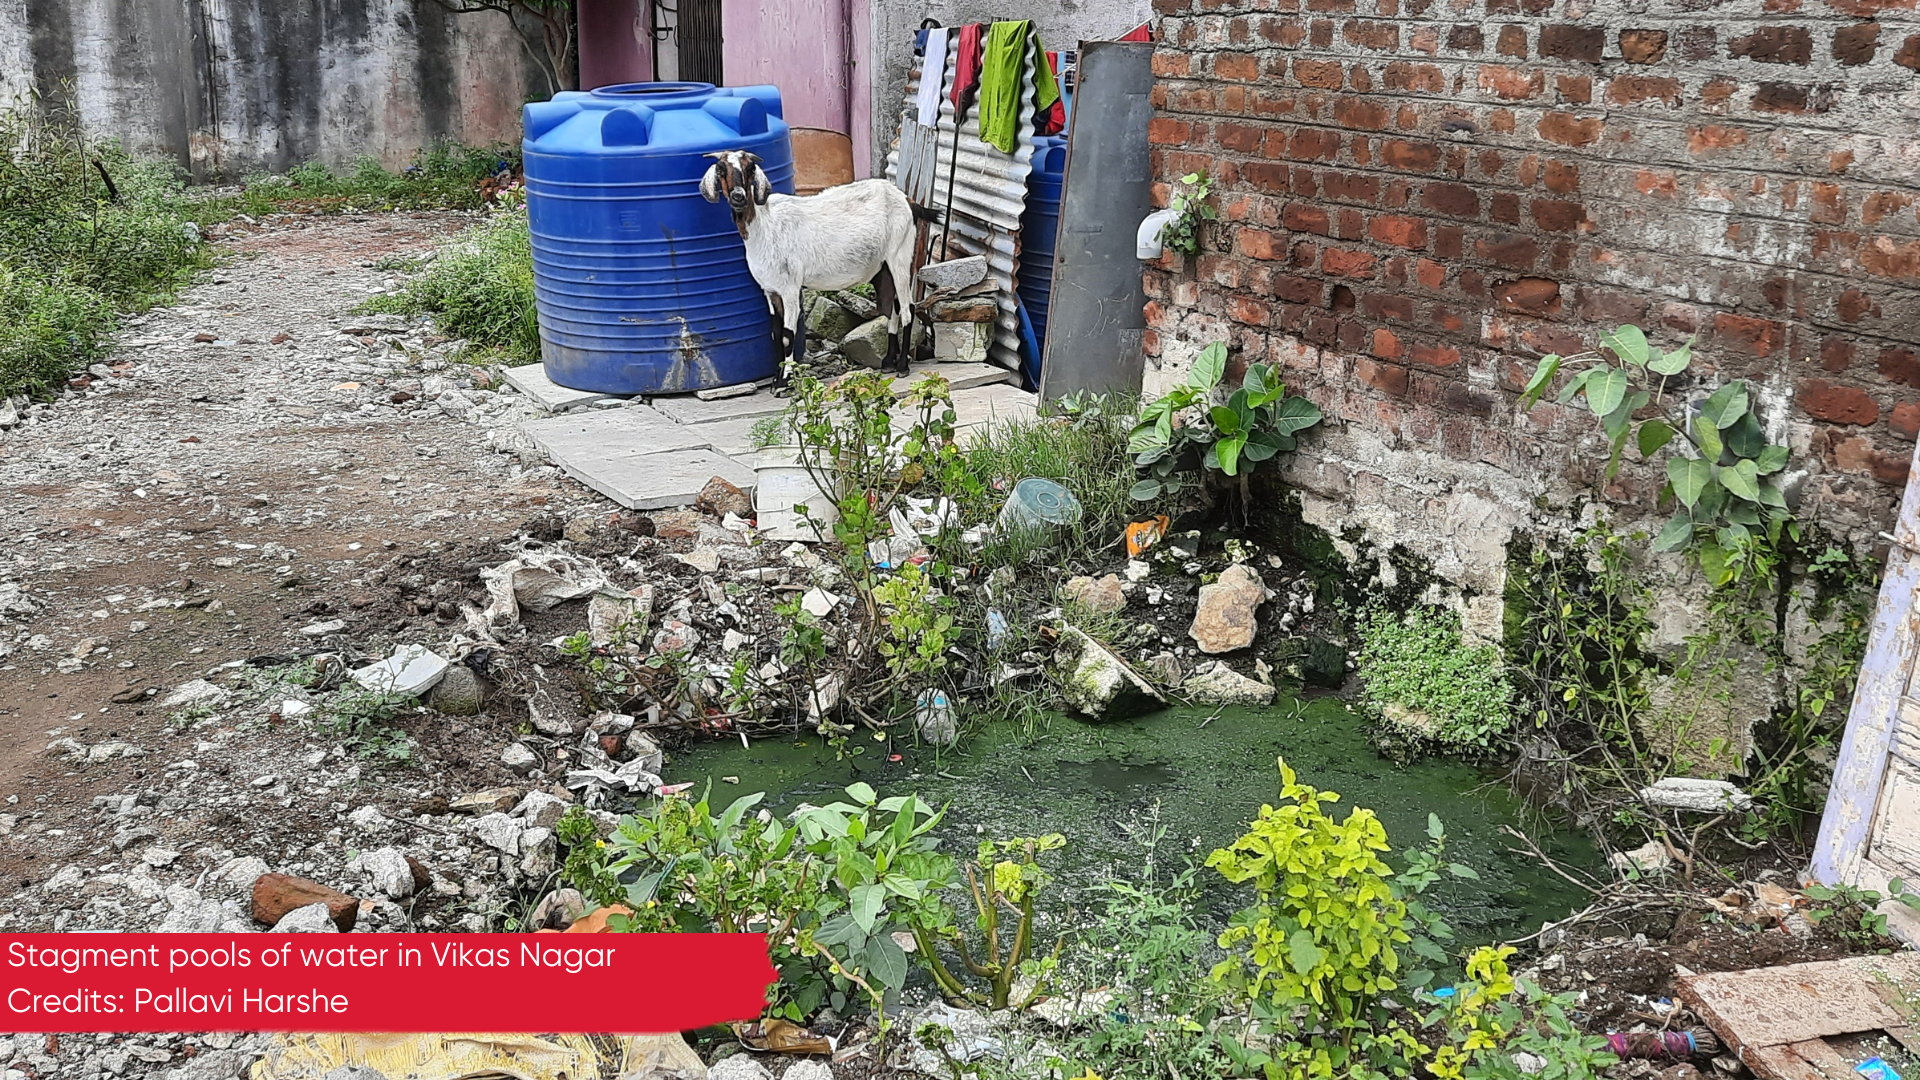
[1620,29,1668,63]
[1539,24,1605,61]
[1537,112,1603,146]
[1833,22,1880,64]
[1713,312,1785,355]
[1493,277,1562,315]
[1728,26,1813,65]
[1797,379,1880,424]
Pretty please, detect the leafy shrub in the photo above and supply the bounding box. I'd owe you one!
[0,267,114,399]
[1128,342,1321,503]
[1424,946,1616,1080]
[909,833,1065,1010]
[364,200,540,360]
[239,142,517,214]
[582,783,953,1020]
[1358,608,1513,757]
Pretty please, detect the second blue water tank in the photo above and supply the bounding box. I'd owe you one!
[1018,136,1067,373]
[521,82,795,394]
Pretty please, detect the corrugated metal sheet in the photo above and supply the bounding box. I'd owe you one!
[885,33,1040,373]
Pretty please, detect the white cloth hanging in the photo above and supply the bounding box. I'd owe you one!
[916,27,949,126]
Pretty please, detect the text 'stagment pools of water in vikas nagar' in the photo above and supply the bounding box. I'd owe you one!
[1,934,777,1032]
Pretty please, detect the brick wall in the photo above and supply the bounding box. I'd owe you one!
[1143,0,1920,622]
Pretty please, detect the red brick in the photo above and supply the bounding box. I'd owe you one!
[1491,192,1522,224]
[1293,58,1345,87]
[1864,236,1920,279]
[1893,402,1920,440]
[1238,227,1285,260]
[1479,65,1545,100]
[1898,35,1920,70]
[1322,172,1381,203]
[1476,234,1539,267]
[1753,83,1824,113]
[1607,75,1683,106]
[1634,170,1678,198]
[1544,160,1580,193]
[1323,248,1378,277]
[1797,378,1880,424]
[1863,191,1914,225]
[1369,214,1429,248]
[1880,346,1920,386]
[1493,277,1562,315]
[1412,342,1462,367]
[1149,118,1194,145]
[1215,53,1261,81]
[1365,293,1416,321]
[1838,289,1879,322]
[1729,26,1813,64]
[1381,140,1439,170]
[1448,25,1485,51]
[1271,274,1324,304]
[1496,25,1528,56]
[1557,74,1593,104]
[1620,29,1668,63]
[1539,24,1605,62]
[1383,61,1446,92]
[1531,199,1590,231]
[1373,327,1405,358]
[1688,125,1749,154]
[1828,433,1910,485]
[1283,203,1332,234]
[1422,181,1480,217]
[1334,96,1391,130]
[1242,162,1291,192]
[1356,357,1410,395]
[1679,26,1718,60]
[253,874,359,932]
[1537,112,1603,146]
[1229,296,1272,325]
[1151,51,1191,77]
[1713,312,1786,355]
[1216,122,1268,154]
[1344,20,1399,49]
[1823,337,1856,371]
[1834,22,1880,64]
[1289,128,1343,161]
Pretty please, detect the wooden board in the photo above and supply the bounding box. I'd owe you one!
[1678,953,1920,1064]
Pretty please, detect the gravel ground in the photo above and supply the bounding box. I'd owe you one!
[0,211,623,1080]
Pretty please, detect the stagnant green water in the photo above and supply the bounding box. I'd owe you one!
[666,698,1600,944]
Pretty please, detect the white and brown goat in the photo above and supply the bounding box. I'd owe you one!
[701,149,926,374]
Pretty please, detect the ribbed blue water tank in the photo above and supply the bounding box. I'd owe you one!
[521,82,795,394]
[1017,136,1067,371]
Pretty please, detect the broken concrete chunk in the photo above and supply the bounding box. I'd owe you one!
[1062,574,1127,616]
[1189,564,1266,654]
[1183,662,1277,706]
[917,255,989,290]
[351,643,448,698]
[501,742,539,774]
[1609,839,1673,875]
[271,902,342,933]
[252,873,358,932]
[472,812,525,856]
[932,321,991,363]
[1638,777,1754,813]
[451,787,521,815]
[1056,625,1165,721]
[160,678,230,710]
[842,317,892,369]
[359,847,416,899]
[512,791,569,830]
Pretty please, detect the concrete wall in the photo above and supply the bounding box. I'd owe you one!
[6,0,542,179]
[1143,0,1920,638]
[866,0,1154,177]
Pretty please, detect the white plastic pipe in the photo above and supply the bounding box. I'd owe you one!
[1136,207,1182,260]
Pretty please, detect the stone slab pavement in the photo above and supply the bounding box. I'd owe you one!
[511,361,1035,509]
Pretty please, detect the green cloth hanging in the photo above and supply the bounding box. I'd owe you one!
[977,20,1030,153]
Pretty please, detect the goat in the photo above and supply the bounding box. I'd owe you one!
[701,149,927,375]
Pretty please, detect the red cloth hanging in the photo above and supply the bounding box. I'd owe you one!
[949,23,986,122]
[1035,48,1065,135]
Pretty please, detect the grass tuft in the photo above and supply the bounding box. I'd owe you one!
[362,200,540,362]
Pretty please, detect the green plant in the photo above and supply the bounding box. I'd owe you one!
[1423,946,1616,1080]
[240,141,517,214]
[594,783,953,1020]
[364,199,539,360]
[1518,325,1795,587]
[1128,343,1322,503]
[1161,171,1217,257]
[873,562,958,687]
[909,833,1065,1010]
[1358,608,1513,757]
[1803,879,1920,947]
[315,686,416,762]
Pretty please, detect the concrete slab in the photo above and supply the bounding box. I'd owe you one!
[552,447,760,510]
[899,361,1019,393]
[654,391,789,427]
[519,406,713,461]
[694,416,771,459]
[502,364,622,413]
[951,383,1039,432]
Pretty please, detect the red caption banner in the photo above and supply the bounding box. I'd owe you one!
[0,934,776,1034]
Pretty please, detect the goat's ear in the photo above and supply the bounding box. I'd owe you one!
[749,163,771,205]
[699,163,723,204]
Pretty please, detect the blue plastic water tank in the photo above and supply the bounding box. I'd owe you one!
[521,82,795,394]
[1017,136,1067,374]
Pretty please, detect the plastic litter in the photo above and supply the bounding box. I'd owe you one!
[480,546,612,627]
[250,1032,603,1080]
[753,447,838,542]
[350,643,449,698]
[1860,1057,1903,1080]
[1638,777,1754,812]
[986,609,1010,651]
[999,478,1082,531]
[1124,515,1171,557]
[1603,1030,1715,1060]
[733,1018,833,1056]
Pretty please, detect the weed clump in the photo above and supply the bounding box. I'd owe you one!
[236,142,518,215]
[1357,608,1512,758]
[364,199,539,361]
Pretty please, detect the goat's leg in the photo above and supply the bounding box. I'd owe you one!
[884,244,917,374]
[780,285,805,370]
[873,264,907,375]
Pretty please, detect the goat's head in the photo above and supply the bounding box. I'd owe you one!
[700,150,770,238]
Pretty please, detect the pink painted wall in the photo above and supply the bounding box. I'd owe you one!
[722,0,851,136]
[578,0,652,88]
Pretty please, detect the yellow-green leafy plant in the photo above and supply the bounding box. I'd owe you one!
[908,833,1065,1010]
[1424,946,1616,1080]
